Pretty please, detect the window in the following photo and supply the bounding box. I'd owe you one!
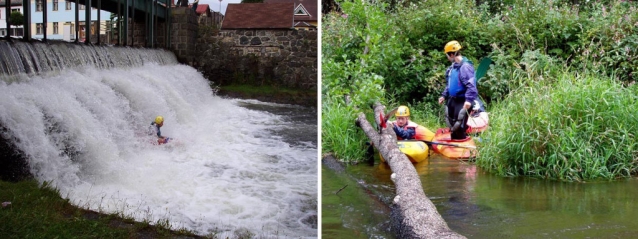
[79,4,85,10]
[53,22,59,34]
[294,4,309,16]
[53,0,59,11]
[1,29,6,36]
[12,28,23,36]
[12,8,20,12]
[66,1,72,10]
[36,0,43,11]
[36,23,43,35]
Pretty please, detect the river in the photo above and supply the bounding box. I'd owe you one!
[0,61,317,238]
[323,155,638,238]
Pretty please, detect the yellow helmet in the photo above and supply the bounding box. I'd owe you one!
[444,40,462,53]
[155,116,164,124]
[395,105,410,117]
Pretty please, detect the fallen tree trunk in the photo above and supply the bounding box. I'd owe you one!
[355,102,465,239]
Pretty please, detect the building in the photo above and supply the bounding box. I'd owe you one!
[263,0,317,29]
[1,0,110,41]
[221,2,293,30]
[30,0,110,41]
[0,0,24,37]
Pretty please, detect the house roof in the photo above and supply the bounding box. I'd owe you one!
[222,3,294,30]
[264,0,317,22]
[0,0,22,6]
[195,4,210,15]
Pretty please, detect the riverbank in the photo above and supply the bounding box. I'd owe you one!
[217,84,317,107]
[0,179,206,238]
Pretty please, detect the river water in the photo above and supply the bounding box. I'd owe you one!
[0,63,317,238]
[323,155,638,238]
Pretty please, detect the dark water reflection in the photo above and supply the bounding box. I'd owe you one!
[324,155,638,238]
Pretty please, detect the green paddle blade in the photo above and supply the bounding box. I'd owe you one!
[475,57,492,83]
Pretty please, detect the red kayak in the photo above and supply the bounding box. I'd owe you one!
[431,128,477,160]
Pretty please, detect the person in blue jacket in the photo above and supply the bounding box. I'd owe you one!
[150,116,170,144]
[438,40,478,140]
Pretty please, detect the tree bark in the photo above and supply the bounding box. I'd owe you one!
[355,102,465,239]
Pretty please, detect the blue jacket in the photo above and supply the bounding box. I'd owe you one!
[393,124,416,140]
[441,57,478,102]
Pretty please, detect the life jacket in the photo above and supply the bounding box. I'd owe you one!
[391,121,435,141]
[446,57,474,98]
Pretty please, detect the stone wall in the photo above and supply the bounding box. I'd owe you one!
[118,8,317,91]
[169,7,198,65]
[197,28,317,90]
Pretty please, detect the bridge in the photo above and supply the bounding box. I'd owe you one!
[4,0,175,47]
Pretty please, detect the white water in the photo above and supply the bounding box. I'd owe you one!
[0,64,317,237]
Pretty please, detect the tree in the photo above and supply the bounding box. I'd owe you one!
[9,11,24,27]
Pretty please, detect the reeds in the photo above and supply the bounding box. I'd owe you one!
[477,72,638,181]
[321,100,369,163]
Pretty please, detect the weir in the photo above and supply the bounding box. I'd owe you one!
[0,40,318,237]
[0,39,176,81]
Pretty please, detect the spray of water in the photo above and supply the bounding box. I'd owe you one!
[0,63,317,237]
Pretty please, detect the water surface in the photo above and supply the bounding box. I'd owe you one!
[323,155,638,238]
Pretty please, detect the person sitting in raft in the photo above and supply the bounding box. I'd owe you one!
[150,116,170,144]
[388,105,435,141]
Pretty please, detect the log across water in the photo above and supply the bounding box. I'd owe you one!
[355,102,465,239]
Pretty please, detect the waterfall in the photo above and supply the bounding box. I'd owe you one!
[0,40,317,238]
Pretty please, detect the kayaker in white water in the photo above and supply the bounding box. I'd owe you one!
[149,116,170,144]
[388,106,435,141]
[438,40,479,140]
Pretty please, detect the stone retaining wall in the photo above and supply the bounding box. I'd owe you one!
[197,28,317,90]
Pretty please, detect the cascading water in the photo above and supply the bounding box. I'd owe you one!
[0,40,317,237]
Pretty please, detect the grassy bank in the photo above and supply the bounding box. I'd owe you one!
[477,73,638,181]
[0,179,204,239]
[217,84,317,107]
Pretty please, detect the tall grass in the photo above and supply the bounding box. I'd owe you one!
[321,99,369,163]
[477,72,638,181]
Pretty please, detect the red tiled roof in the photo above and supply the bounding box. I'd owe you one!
[264,0,317,22]
[196,4,210,15]
[222,3,294,29]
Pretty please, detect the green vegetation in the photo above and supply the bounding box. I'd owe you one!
[0,180,203,238]
[9,12,24,27]
[322,0,638,180]
[321,99,369,162]
[478,73,638,181]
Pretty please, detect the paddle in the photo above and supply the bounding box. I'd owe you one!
[404,139,477,149]
[475,57,492,82]
[378,107,398,133]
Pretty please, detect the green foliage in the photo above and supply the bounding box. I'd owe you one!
[477,73,638,181]
[322,0,638,170]
[321,99,369,162]
[9,11,24,26]
[324,0,637,104]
